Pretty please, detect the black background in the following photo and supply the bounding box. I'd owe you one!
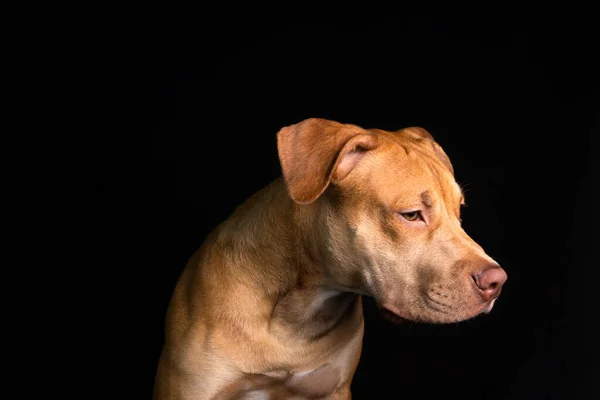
[13,4,598,399]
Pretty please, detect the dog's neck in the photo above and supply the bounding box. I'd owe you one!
[214,178,361,341]
[270,284,360,342]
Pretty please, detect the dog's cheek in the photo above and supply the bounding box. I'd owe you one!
[362,240,421,303]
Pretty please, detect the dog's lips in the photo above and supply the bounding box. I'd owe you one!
[481,298,497,314]
[423,296,453,314]
[379,299,453,323]
[380,296,495,324]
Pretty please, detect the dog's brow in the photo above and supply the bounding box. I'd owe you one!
[420,190,434,208]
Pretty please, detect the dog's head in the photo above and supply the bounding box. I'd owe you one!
[277,118,507,323]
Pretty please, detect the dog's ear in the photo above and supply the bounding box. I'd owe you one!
[277,118,379,204]
[400,127,454,176]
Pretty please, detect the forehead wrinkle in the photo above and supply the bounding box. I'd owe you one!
[420,190,434,208]
[380,133,461,211]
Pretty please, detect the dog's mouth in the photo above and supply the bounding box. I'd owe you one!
[378,296,452,324]
[378,294,495,324]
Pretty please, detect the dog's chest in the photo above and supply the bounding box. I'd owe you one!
[223,340,360,399]
[218,290,364,399]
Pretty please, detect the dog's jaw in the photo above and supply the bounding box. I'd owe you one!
[378,293,500,324]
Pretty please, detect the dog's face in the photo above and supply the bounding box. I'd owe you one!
[325,128,506,323]
[278,118,507,324]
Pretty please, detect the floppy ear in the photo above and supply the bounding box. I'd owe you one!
[277,118,380,204]
[399,127,454,176]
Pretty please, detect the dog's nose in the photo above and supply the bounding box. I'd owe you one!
[472,266,507,302]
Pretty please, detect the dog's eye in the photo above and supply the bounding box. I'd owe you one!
[400,211,422,222]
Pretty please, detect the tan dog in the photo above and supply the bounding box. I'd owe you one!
[153,118,507,399]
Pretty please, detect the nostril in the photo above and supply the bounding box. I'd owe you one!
[472,272,487,290]
[472,267,508,301]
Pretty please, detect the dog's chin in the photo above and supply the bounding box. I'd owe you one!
[379,299,494,325]
[379,306,408,324]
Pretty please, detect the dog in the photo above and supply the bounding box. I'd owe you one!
[153,118,507,399]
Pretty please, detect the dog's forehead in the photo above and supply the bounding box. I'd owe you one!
[368,127,454,176]
[368,128,431,157]
[369,129,445,170]
[365,128,462,205]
